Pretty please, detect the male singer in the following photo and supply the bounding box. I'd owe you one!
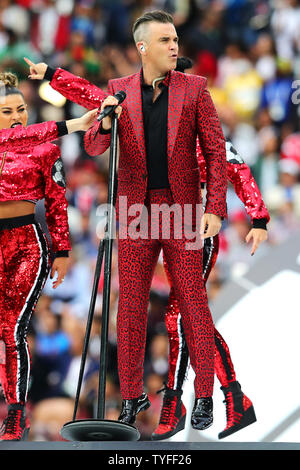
[28,10,227,430]
[84,10,227,430]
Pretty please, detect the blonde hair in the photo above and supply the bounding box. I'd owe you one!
[0,72,19,88]
[0,72,24,103]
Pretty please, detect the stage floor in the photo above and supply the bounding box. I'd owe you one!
[0,441,299,450]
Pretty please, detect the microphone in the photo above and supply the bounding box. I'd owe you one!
[97,90,126,122]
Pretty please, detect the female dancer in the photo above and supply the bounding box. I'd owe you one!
[25,57,269,439]
[0,71,97,441]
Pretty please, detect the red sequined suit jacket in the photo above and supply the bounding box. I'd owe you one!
[0,121,71,253]
[49,67,227,218]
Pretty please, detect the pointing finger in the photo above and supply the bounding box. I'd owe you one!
[24,57,35,67]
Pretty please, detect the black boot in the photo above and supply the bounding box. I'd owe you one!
[218,381,256,439]
[191,397,213,430]
[151,387,186,440]
[118,392,151,424]
[0,403,30,441]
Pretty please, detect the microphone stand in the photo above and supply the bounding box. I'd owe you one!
[60,112,140,441]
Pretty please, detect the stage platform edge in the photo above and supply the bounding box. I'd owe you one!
[0,441,300,451]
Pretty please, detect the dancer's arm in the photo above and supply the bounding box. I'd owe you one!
[41,144,71,255]
[40,144,71,288]
[25,57,106,110]
[226,141,269,254]
[0,121,65,153]
[226,141,270,225]
[40,110,97,254]
[0,109,98,153]
[24,57,115,157]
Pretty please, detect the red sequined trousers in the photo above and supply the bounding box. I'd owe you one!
[117,189,215,399]
[0,215,50,404]
[164,235,236,391]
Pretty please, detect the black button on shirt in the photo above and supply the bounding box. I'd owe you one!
[142,75,170,190]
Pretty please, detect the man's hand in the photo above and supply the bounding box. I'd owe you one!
[100,95,123,130]
[245,228,268,256]
[50,257,70,289]
[24,57,47,80]
[200,213,222,239]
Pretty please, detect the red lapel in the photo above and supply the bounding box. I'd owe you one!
[125,69,146,167]
[167,70,186,162]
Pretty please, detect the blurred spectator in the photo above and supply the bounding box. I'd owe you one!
[223,49,263,122]
[222,208,270,279]
[259,58,295,127]
[42,249,94,319]
[30,0,73,57]
[29,397,74,441]
[223,0,267,46]
[144,333,169,379]
[0,28,40,78]
[264,158,300,219]
[218,104,260,166]
[270,0,300,62]
[252,126,280,197]
[216,39,252,88]
[280,132,300,167]
[183,2,226,59]
[0,0,30,37]
[29,307,72,404]
[252,33,277,83]
[206,262,224,301]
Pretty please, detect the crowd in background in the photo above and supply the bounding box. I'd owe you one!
[0,0,300,441]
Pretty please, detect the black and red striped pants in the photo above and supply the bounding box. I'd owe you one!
[0,214,50,405]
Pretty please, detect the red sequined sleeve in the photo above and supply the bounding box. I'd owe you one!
[46,66,111,157]
[40,143,71,254]
[225,141,270,223]
[0,121,61,153]
[48,67,106,110]
[196,138,207,183]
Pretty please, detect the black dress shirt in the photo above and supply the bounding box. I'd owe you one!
[141,73,170,189]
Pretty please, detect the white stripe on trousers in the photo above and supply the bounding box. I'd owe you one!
[14,224,45,403]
